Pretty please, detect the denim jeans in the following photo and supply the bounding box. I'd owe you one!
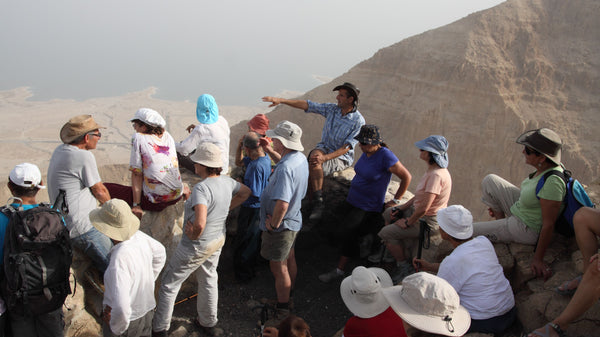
[71,227,113,273]
[153,236,225,332]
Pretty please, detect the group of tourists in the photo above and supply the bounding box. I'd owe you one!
[1,81,598,337]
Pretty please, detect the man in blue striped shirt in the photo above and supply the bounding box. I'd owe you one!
[262,82,365,221]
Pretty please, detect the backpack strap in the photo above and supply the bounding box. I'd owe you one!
[535,170,568,200]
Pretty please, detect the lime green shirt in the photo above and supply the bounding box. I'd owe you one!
[510,166,566,232]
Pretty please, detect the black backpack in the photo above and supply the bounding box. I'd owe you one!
[0,191,72,316]
[535,169,595,237]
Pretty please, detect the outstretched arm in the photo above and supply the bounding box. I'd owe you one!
[262,97,308,110]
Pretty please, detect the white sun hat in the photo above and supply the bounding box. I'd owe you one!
[382,272,471,336]
[340,266,393,319]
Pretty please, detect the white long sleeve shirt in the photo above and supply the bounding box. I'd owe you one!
[175,116,230,174]
[103,231,166,335]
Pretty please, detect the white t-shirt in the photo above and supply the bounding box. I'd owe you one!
[129,131,183,203]
[175,116,230,174]
[47,144,101,238]
[103,231,166,335]
[437,236,515,320]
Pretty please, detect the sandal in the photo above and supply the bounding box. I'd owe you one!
[556,275,582,296]
[527,322,567,337]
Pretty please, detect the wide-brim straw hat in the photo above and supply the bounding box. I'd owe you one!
[516,128,562,166]
[60,114,104,144]
[190,142,223,168]
[340,266,393,319]
[265,120,304,152]
[382,272,471,336]
[90,199,140,242]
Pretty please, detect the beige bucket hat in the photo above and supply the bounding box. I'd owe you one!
[60,114,104,144]
[90,199,140,241]
[190,143,223,168]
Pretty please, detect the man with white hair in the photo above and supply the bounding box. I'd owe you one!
[47,114,113,272]
[260,121,309,323]
[413,205,516,335]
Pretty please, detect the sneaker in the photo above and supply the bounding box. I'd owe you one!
[318,268,345,283]
[367,247,395,264]
[391,262,415,284]
[194,319,224,337]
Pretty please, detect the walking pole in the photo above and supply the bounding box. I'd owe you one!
[174,293,198,306]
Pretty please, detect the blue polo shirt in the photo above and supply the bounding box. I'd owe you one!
[260,151,308,232]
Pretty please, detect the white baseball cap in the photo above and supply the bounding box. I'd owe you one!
[437,205,473,240]
[9,163,46,189]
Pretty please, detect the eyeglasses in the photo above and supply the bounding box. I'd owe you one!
[88,132,102,138]
[524,146,539,156]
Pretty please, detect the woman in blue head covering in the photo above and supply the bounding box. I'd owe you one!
[176,94,230,174]
[376,135,452,283]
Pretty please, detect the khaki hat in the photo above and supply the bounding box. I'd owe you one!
[516,128,562,165]
[340,267,393,319]
[129,108,166,127]
[9,163,46,189]
[437,205,473,240]
[90,199,140,241]
[60,115,104,144]
[265,120,304,152]
[382,272,471,336]
[190,143,223,168]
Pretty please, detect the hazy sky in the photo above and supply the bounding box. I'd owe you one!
[1,0,505,105]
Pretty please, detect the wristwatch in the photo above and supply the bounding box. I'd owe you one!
[132,202,140,207]
[392,198,401,205]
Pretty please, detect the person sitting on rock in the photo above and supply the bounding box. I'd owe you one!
[176,94,230,174]
[90,199,166,337]
[233,132,272,282]
[262,82,365,222]
[472,128,566,280]
[413,205,516,335]
[340,266,408,337]
[554,206,600,295]
[527,251,600,337]
[318,125,411,283]
[382,272,471,336]
[377,135,452,283]
[105,108,189,219]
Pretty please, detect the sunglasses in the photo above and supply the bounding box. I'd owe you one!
[88,132,102,138]
[524,146,539,156]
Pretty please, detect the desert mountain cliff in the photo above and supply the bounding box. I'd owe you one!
[241,0,600,218]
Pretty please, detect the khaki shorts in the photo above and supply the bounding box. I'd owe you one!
[261,229,298,262]
[378,206,439,245]
[309,148,349,176]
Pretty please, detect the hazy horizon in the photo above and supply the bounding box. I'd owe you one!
[1,0,505,106]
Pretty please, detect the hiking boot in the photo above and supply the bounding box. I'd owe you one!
[367,247,395,264]
[392,262,416,284]
[265,308,290,328]
[259,297,295,311]
[318,268,344,283]
[152,330,168,337]
[194,319,224,337]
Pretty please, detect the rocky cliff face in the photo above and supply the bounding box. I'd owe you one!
[250,0,600,218]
